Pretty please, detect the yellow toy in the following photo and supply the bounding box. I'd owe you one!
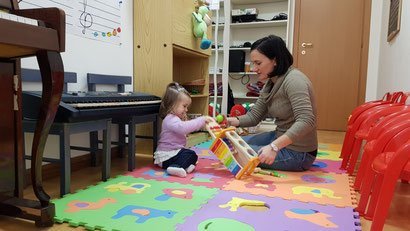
[206,117,259,179]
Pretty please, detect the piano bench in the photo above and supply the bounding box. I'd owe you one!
[22,119,112,197]
[86,73,160,171]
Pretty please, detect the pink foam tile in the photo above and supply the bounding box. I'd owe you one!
[310,159,346,174]
[126,159,234,189]
[222,171,356,207]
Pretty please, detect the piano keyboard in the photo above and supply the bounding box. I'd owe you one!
[0,10,38,26]
[67,100,162,109]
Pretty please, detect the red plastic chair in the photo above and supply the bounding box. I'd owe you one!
[353,112,410,190]
[356,125,410,219]
[340,92,406,162]
[359,139,410,231]
[340,102,407,170]
[344,105,410,174]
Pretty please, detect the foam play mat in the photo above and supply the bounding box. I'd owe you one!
[177,191,360,231]
[53,176,218,230]
[52,142,361,230]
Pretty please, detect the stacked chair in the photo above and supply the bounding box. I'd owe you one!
[339,91,410,231]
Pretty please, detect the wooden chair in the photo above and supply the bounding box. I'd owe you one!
[22,68,112,197]
[87,73,159,171]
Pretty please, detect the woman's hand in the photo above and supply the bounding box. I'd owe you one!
[226,116,240,127]
[257,145,277,165]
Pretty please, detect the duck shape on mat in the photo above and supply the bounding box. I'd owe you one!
[65,197,117,212]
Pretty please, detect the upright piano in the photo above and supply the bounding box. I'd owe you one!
[0,0,65,226]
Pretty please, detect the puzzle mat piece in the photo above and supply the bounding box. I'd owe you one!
[223,170,356,207]
[191,139,213,149]
[190,146,218,160]
[319,143,342,152]
[310,159,346,174]
[53,176,218,231]
[317,149,341,161]
[126,158,234,189]
[177,190,361,231]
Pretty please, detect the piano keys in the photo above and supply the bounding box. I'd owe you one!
[23,91,162,122]
[0,10,38,25]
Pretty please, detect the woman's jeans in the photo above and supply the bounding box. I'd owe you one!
[242,131,316,171]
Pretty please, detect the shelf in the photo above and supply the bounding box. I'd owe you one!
[230,72,257,75]
[209,72,257,75]
[231,20,287,29]
[212,47,251,52]
[190,94,209,98]
[220,0,287,6]
[210,94,258,100]
[232,0,287,4]
[233,94,258,99]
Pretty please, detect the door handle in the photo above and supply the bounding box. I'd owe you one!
[301,42,313,48]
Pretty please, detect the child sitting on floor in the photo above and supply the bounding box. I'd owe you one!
[154,82,212,177]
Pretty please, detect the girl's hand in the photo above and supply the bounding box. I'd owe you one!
[204,116,215,123]
[257,145,277,165]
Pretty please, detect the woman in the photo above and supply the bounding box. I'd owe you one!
[227,35,318,171]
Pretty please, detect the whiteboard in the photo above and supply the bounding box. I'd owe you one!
[19,0,123,45]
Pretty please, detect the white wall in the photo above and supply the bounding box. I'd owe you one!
[23,1,134,160]
[366,0,410,101]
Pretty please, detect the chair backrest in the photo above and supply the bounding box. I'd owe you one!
[22,68,76,93]
[367,110,410,140]
[347,91,407,126]
[372,120,410,154]
[384,127,410,152]
[87,73,132,93]
[360,105,410,129]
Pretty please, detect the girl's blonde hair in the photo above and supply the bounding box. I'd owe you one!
[159,82,191,119]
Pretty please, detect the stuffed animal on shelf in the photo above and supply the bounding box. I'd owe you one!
[192,0,212,49]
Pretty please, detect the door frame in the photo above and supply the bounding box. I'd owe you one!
[292,0,372,106]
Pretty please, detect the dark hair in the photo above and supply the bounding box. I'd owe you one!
[251,35,293,77]
[159,82,191,119]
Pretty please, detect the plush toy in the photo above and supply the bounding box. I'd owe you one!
[192,1,212,50]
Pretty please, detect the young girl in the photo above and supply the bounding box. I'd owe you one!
[154,82,210,177]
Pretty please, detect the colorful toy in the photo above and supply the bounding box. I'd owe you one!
[216,114,224,123]
[192,0,212,49]
[230,104,247,117]
[205,117,259,179]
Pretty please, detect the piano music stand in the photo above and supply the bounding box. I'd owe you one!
[0,0,65,226]
[21,69,112,197]
[87,73,159,171]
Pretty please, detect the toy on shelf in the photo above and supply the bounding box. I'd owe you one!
[209,102,221,115]
[206,117,259,179]
[230,104,247,117]
[192,0,212,49]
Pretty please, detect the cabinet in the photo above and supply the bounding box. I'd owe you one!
[209,0,290,114]
[133,0,211,116]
